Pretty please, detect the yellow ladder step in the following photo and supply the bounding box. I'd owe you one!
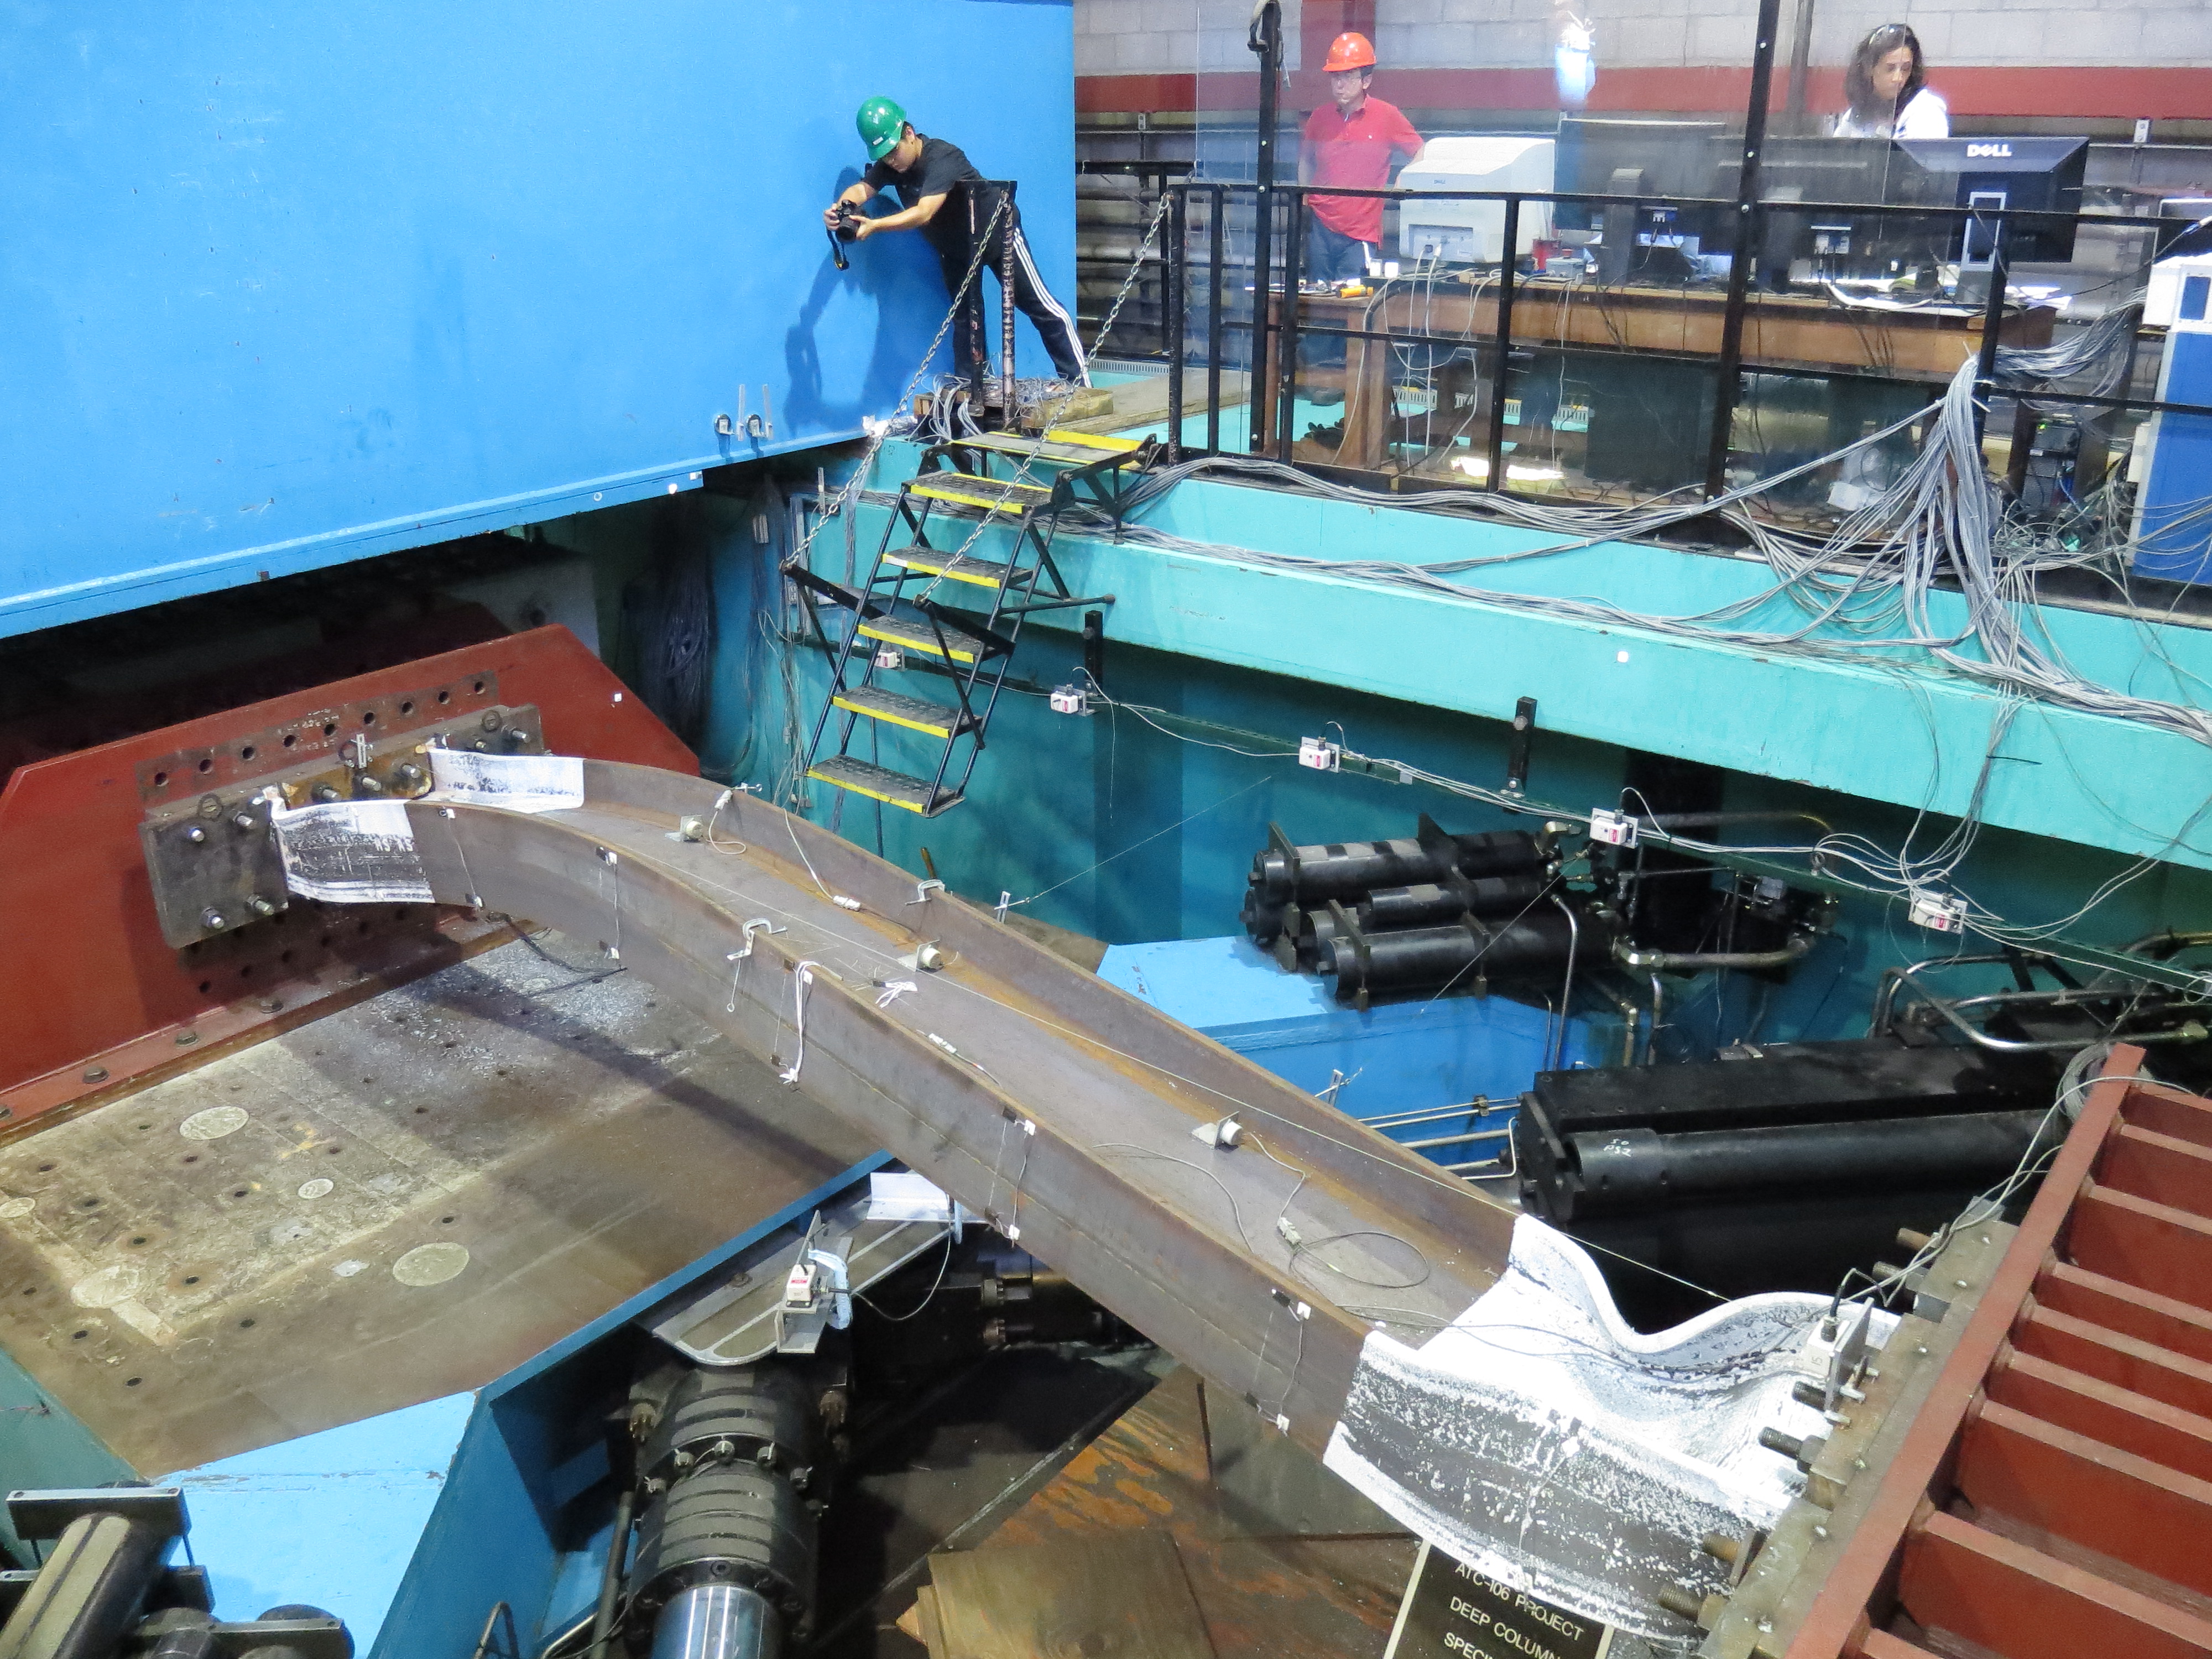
[831,687,975,739]
[808,756,963,816]
[909,473,1054,514]
[855,606,989,665]
[883,547,1013,590]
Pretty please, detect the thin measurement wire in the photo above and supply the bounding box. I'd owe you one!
[855,1230,957,1323]
[1005,774,1275,911]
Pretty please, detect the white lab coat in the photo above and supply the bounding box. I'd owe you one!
[1834,87,1950,139]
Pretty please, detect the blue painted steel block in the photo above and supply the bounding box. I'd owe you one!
[164,1394,475,1650]
[0,1,1074,635]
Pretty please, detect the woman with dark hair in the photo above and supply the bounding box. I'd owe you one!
[1834,23,1949,138]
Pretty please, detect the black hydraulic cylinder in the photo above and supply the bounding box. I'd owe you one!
[1564,1110,2047,1215]
[1275,874,1554,972]
[627,1365,822,1659]
[1243,818,1542,942]
[1326,907,1589,1004]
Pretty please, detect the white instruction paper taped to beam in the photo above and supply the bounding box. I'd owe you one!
[1322,1216,1887,1646]
[429,748,586,812]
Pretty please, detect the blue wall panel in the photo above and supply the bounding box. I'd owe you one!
[0,1,1074,634]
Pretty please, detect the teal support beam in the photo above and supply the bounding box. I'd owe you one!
[854,448,2212,873]
[0,1346,137,1564]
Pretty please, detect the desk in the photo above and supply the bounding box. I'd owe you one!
[1252,280,2057,477]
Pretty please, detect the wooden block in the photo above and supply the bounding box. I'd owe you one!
[906,1585,950,1657]
[927,1531,1216,1658]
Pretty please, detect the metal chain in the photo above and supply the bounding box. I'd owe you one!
[909,186,1178,599]
[780,194,1014,577]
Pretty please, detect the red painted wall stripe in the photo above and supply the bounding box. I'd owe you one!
[1078,65,2212,122]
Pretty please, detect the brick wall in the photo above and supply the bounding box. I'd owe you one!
[1076,0,2212,111]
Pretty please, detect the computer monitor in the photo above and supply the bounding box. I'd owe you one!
[1553,117,1730,282]
[2159,198,2212,260]
[1885,137,2089,264]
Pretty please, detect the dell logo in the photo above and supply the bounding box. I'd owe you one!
[1965,143,2013,158]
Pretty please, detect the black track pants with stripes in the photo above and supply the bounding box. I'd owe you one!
[938,220,1089,388]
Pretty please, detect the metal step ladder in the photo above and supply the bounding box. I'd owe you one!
[792,429,1154,817]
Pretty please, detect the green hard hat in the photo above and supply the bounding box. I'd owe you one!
[857,96,909,162]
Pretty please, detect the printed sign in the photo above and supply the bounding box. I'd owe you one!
[1384,1542,1613,1659]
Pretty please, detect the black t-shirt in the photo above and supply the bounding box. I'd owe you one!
[864,134,993,261]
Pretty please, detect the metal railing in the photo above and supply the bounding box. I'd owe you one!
[1161,178,2212,501]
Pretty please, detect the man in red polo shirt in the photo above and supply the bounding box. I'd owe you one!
[1298,33,1423,283]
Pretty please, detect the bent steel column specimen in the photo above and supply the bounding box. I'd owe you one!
[270,759,1832,1642]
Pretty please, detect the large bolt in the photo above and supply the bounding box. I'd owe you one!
[183,824,207,845]
[312,784,342,804]
[391,763,424,789]
[503,727,532,751]
[232,810,259,832]
[201,907,227,930]
[1758,1427,1828,1469]
[354,774,384,796]
[1699,1531,1743,1563]
[247,896,278,917]
[1757,1428,1806,1461]
[1656,1585,1706,1623]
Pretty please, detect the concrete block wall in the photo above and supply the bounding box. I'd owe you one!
[1076,0,2212,109]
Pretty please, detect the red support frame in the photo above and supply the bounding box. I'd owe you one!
[0,624,691,1135]
[1780,1048,2212,1659]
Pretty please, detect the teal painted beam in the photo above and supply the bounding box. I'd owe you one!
[854,447,2212,872]
[0,1345,137,1564]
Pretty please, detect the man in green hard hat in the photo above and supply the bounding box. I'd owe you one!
[824,96,1088,388]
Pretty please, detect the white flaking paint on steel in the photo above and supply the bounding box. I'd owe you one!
[1323,1216,1891,1646]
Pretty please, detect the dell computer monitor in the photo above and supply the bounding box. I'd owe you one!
[1885,137,2089,264]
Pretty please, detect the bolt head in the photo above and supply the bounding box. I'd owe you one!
[201,908,227,930]
[183,825,207,845]
[312,784,342,804]
[232,810,259,832]
[481,711,503,732]
[82,1066,109,1084]
[198,794,224,819]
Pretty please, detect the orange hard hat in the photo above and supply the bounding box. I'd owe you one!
[1323,32,1376,72]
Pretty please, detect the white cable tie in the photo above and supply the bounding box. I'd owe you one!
[778,962,820,1086]
[875,979,920,1010]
